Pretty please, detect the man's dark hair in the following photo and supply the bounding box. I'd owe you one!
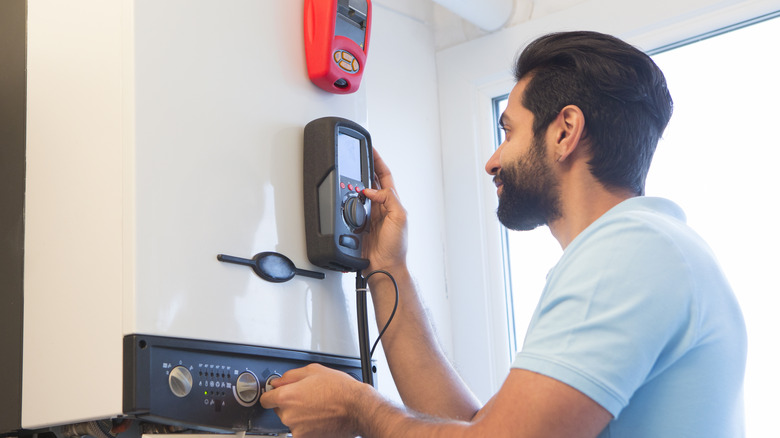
[514,31,673,195]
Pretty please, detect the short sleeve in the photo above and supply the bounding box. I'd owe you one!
[512,212,698,417]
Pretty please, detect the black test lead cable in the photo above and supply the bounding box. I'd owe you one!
[356,271,372,385]
[355,269,399,387]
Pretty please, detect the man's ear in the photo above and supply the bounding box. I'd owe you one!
[550,105,586,162]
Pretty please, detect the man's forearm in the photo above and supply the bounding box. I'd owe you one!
[354,382,473,438]
[367,265,481,420]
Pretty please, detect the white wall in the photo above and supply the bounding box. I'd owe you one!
[363,0,453,403]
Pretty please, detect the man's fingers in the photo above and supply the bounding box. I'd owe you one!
[259,364,318,409]
[363,187,402,213]
[275,364,323,387]
[259,386,280,409]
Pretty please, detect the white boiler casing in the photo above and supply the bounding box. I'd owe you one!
[19,0,363,430]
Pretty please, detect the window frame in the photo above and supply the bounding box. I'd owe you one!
[492,93,517,358]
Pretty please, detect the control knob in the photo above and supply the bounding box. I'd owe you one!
[343,195,367,231]
[264,372,283,393]
[168,366,193,398]
[234,371,261,406]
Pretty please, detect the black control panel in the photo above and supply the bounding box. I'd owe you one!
[123,335,368,433]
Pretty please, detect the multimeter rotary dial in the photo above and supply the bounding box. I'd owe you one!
[343,195,367,231]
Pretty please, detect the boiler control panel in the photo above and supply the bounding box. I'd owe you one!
[123,335,367,433]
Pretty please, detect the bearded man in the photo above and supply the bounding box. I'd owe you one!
[261,31,747,438]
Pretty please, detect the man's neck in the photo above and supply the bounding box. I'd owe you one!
[549,182,636,249]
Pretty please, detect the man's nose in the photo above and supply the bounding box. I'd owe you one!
[485,145,502,175]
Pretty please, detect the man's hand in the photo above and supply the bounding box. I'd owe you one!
[361,149,408,274]
[261,366,611,438]
[356,150,482,419]
[259,364,366,438]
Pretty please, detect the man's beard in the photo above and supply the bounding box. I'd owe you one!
[496,136,562,231]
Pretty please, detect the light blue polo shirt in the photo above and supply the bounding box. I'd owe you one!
[512,197,747,437]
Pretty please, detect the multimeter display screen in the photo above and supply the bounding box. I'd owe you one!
[338,132,362,181]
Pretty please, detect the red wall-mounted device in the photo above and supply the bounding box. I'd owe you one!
[304,0,372,94]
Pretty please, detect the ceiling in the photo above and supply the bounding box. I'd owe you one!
[373,0,590,50]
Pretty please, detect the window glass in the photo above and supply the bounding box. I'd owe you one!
[649,16,780,436]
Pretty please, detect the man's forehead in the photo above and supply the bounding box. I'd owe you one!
[502,79,532,124]
[509,77,530,104]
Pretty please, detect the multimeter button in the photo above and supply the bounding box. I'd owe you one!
[340,182,346,189]
[347,184,354,190]
[352,59,359,72]
[341,51,355,62]
[339,235,359,250]
[334,51,343,62]
[339,60,353,71]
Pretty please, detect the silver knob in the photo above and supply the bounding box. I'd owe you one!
[168,366,193,398]
[264,372,282,393]
[235,371,260,405]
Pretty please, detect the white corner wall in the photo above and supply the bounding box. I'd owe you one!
[364,1,451,404]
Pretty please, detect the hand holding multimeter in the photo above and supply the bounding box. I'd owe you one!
[304,117,374,271]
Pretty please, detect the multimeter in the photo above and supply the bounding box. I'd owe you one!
[304,0,372,94]
[303,117,374,271]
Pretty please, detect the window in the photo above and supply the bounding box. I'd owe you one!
[649,15,780,435]
[498,14,780,435]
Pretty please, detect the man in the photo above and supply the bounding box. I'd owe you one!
[260,31,747,437]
